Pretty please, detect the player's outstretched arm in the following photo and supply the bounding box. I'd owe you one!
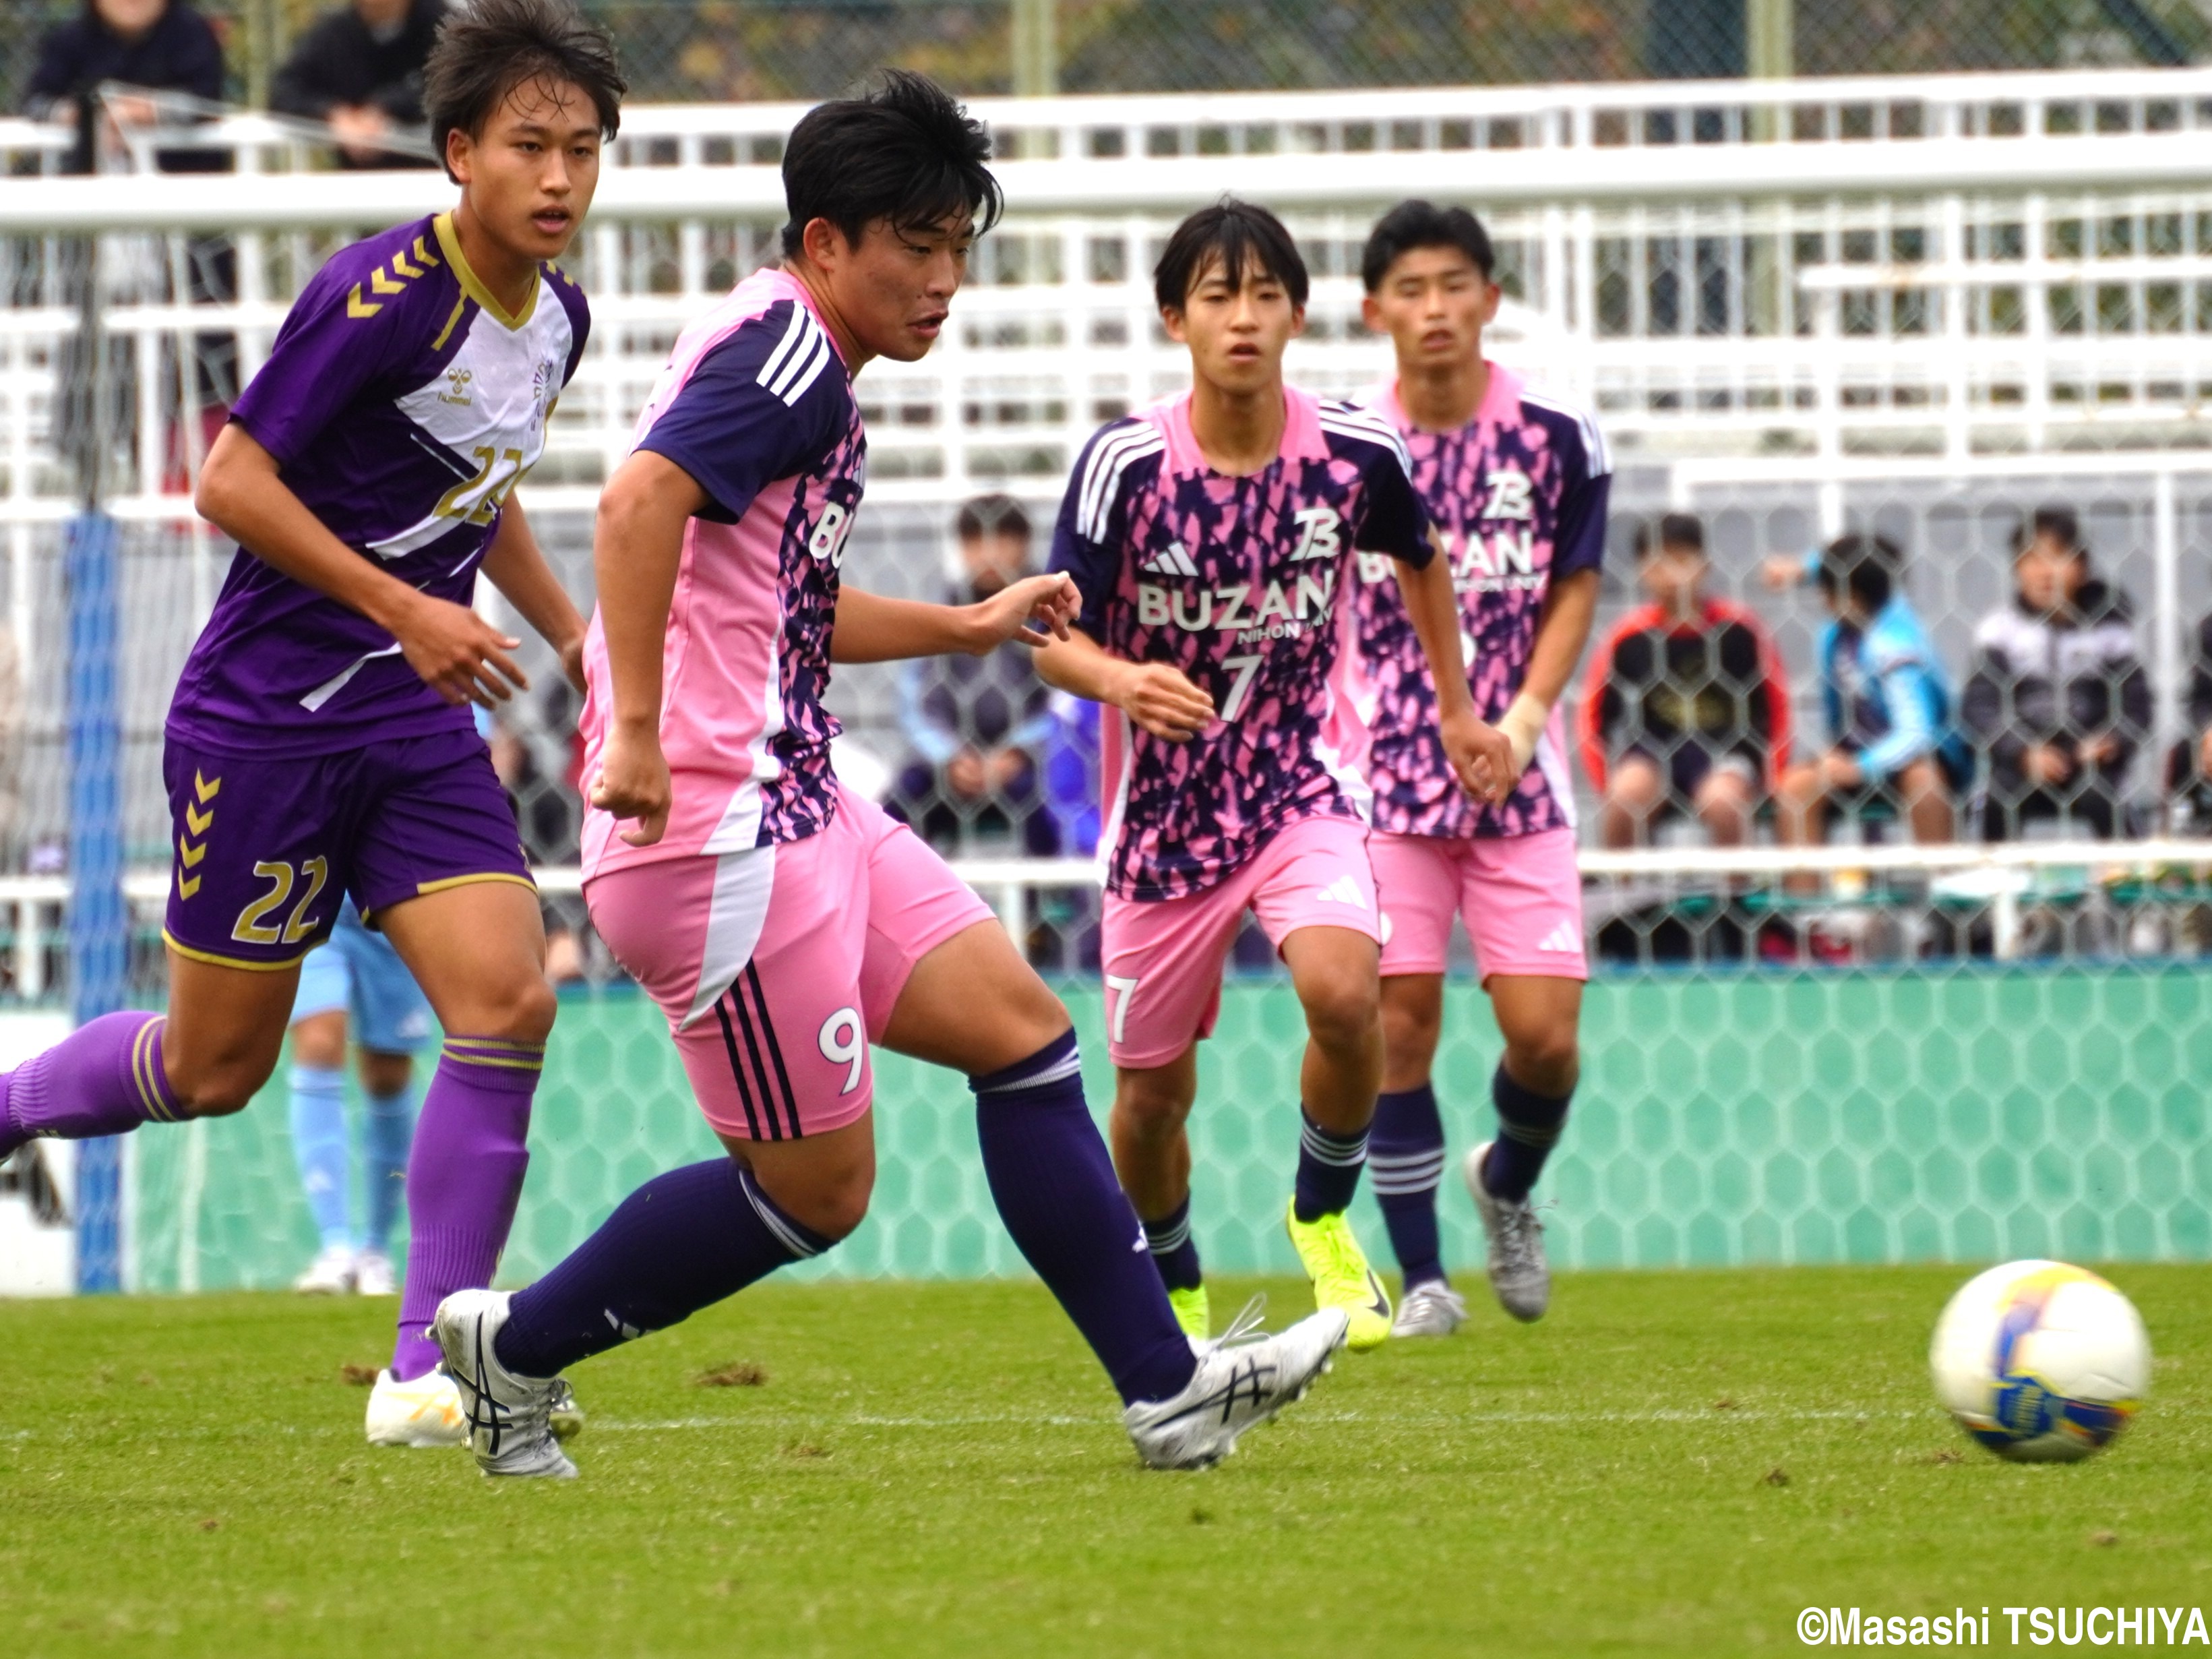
[830,574,1079,664]
[481,495,590,693]
[1394,543,1512,804]
[1033,628,1215,742]
[1496,566,1599,775]
[588,450,706,847]
[196,423,528,708]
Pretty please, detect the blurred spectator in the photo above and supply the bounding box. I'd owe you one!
[24,0,225,169]
[272,0,444,169]
[26,0,237,471]
[1578,512,1789,847]
[889,495,1061,857]
[1777,533,1968,886]
[1963,506,2148,841]
[2166,610,2212,831]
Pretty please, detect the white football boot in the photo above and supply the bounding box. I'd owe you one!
[352,1249,397,1297]
[1464,1141,1550,1323]
[364,1366,466,1448]
[434,1289,578,1479]
[1124,1303,1347,1470]
[1390,1279,1468,1338]
[293,1244,357,1294]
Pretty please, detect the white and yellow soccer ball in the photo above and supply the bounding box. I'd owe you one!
[1929,1259,2150,1463]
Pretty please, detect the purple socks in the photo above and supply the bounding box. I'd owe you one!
[1292,1107,1370,1222]
[1141,1194,1202,1293]
[972,1030,1197,1408]
[391,1037,542,1381]
[0,1012,182,1158]
[1370,1083,1448,1288]
[1483,1064,1572,1204]
[495,1157,828,1379]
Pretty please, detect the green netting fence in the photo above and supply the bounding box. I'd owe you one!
[124,960,2212,1293]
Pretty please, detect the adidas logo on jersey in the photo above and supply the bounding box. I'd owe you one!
[1141,543,1198,578]
[1537,921,1581,954]
[1314,874,1369,909]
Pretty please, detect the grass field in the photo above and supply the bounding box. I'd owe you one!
[5,1265,2209,1658]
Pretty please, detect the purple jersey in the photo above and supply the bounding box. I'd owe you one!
[1340,365,1611,840]
[1051,386,1430,901]
[168,212,589,756]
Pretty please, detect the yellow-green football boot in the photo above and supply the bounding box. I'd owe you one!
[1284,1201,1393,1352]
[1167,1284,1210,1344]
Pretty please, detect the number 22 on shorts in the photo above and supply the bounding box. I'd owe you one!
[231,857,331,947]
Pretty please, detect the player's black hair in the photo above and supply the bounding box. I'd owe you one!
[1359,199,1495,291]
[2012,504,2085,560]
[780,71,1002,259]
[1632,512,1706,560]
[1154,198,1310,312]
[1816,531,1901,614]
[955,493,1031,543]
[424,0,625,185]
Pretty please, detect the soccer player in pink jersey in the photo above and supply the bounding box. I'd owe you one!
[1036,201,1512,1354]
[432,77,1348,1479]
[1342,202,1610,1336]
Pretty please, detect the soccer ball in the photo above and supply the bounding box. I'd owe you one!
[1929,1260,2150,1463]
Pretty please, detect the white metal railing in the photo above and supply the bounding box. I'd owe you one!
[7,69,2212,533]
[0,839,2202,995]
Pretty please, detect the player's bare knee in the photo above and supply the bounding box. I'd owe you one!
[173,1060,272,1118]
[1113,1073,1192,1137]
[1299,971,1380,1055]
[1506,1029,1579,1097]
[474,972,558,1046]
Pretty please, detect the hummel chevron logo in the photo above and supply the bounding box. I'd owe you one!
[1537,921,1580,953]
[1313,875,1369,909]
[346,284,381,318]
[1140,543,1198,577]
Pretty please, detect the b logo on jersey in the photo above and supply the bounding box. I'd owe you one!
[1291,506,1342,562]
[807,501,853,568]
[1483,465,1534,522]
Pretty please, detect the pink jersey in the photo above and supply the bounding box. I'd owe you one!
[1339,364,1611,841]
[580,268,863,878]
[1050,386,1430,901]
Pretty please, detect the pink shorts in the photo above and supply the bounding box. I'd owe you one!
[1370,826,1587,984]
[584,787,993,1141]
[1101,814,1378,1070]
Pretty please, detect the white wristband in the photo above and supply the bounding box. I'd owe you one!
[1497,691,1549,774]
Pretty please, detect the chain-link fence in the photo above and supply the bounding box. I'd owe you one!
[6,0,2212,119]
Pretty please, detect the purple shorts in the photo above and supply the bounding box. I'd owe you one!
[161,726,533,971]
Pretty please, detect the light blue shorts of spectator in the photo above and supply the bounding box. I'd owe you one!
[290,899,433,1054]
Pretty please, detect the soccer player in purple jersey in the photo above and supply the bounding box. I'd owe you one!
[1037,201,1512,1353]
[429,76,1348,1480]
[1339,202,1610,1335]
[0,0,623,1446]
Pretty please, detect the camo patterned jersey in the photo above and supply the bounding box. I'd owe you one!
[1339,363,1611,840]
[1050,386,1430,901]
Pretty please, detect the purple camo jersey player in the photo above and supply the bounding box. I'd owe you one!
[0,0,626,1448]
[1334,201,1611,1337]
[1037,199,1514,1354]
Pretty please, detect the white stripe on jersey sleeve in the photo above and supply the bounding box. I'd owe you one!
[1520,386,1612,477]
[1319,403,1414,474]
[1076,423,1165,544]
[755,304,811,392]
[770,327,832,406]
